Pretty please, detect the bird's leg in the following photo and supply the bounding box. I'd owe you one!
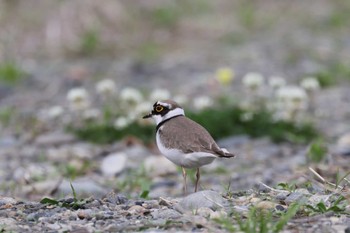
[181,167,187,194]
[195,168,200,192]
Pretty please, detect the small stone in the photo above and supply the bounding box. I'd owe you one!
[0,217,18,231]
[151,208,182,219]
[285,192,309,205]
[336,133,350,155]
[256,201,276,210]
[250,197,261,203]
[294,188,310,195]
[307,194,331,207]
[100,153,127,176]
[104,191,128,205]
[144,156,177,176]
[77,209,93,220]
[58,179,107,198]
[47,223,61,230]
[275,205,286,211]
[0,197,17,206]
[210,210,228,219]
[142,200,160,209]
[178,190,227,211]
[345,227,350,233]
[196,207,214,217]
[35,131,76,147]
[127,205,149,215]
[275,193,289,201]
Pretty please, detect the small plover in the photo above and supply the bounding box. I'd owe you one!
[143,100,235,193]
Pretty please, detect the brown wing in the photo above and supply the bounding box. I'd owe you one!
[159,116,232,157]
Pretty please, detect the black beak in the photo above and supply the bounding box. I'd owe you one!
[142,113,152,119]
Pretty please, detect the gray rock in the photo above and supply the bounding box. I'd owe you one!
[285,192,309,205]
[275,192,289,201]
[58,179,107,198]
[0,197,17,206]
[177,190,227,211]
[196,207,214,217]
[47,143,98,162]
[307,194,331,207]
[104,191,128,205]
[0,217,18,231]
[35,131,76,147]
[336,133,350,155]
[100,152,127,176]
[0,136,18,147]
[77,209,94,220]
[151,208,182,219]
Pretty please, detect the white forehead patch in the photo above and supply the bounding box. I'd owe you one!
[157,101,172,108]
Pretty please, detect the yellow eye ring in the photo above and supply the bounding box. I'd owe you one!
[155,106,163,112]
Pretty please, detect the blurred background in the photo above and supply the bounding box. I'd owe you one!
[0,0,350,200]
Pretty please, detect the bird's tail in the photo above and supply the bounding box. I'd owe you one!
[219,148,236,158]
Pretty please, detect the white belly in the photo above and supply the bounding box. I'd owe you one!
[156,132,217,168]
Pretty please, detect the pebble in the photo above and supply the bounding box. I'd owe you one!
[35,131,76,147]
[284,192,309,205]
[58,179,107,198]
[47,143,97,162]
[307,194,331,206]
[256,201,276,210]
[336,133,350,155]
[104,191,128,205]
[127,205,149,215]
[77,209,93,220]
[210,210,228,219]
[177,190,227,212]
[100,152,127,176]
[0,197,17,206]
[196,207,214,217]
[275,192,289,201]
[151,208,182,219]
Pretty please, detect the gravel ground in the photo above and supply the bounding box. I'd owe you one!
[1,1,350,232]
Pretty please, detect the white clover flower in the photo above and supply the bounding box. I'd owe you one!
[67,87,90,111]
[215,67,235,85]
[120,87,143,104]
[300,77,320,91]
[173,95,188,106]
[114,116,130,129]
[47,106,64,119]
[240,112,253,122]
[96,79,117,96]
[276,85,308,110]
[242,72,264,89]
[149,88,171,102]
[268,76,286,89]
[135,101,153,115]
[193,96,213,110]
[83,108,101,120]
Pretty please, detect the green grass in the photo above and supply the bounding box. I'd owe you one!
[214,203,300,233]
[78,29,100,55]
[311,63,350,88]
[0,62,25,85]
[40,182,89,210]
[70,105,318,145]
[116,165,152,198]
[307,138,327,164]
[69,122,154,144]
[187,106,318,144]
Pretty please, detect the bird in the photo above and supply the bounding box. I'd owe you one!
[142,100,235,194]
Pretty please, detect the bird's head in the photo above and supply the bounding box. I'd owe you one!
[142,100,185,125]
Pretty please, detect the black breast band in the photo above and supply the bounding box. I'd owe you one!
[156,115,182,132]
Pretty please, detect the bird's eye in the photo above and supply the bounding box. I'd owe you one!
[155,106,163,112]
